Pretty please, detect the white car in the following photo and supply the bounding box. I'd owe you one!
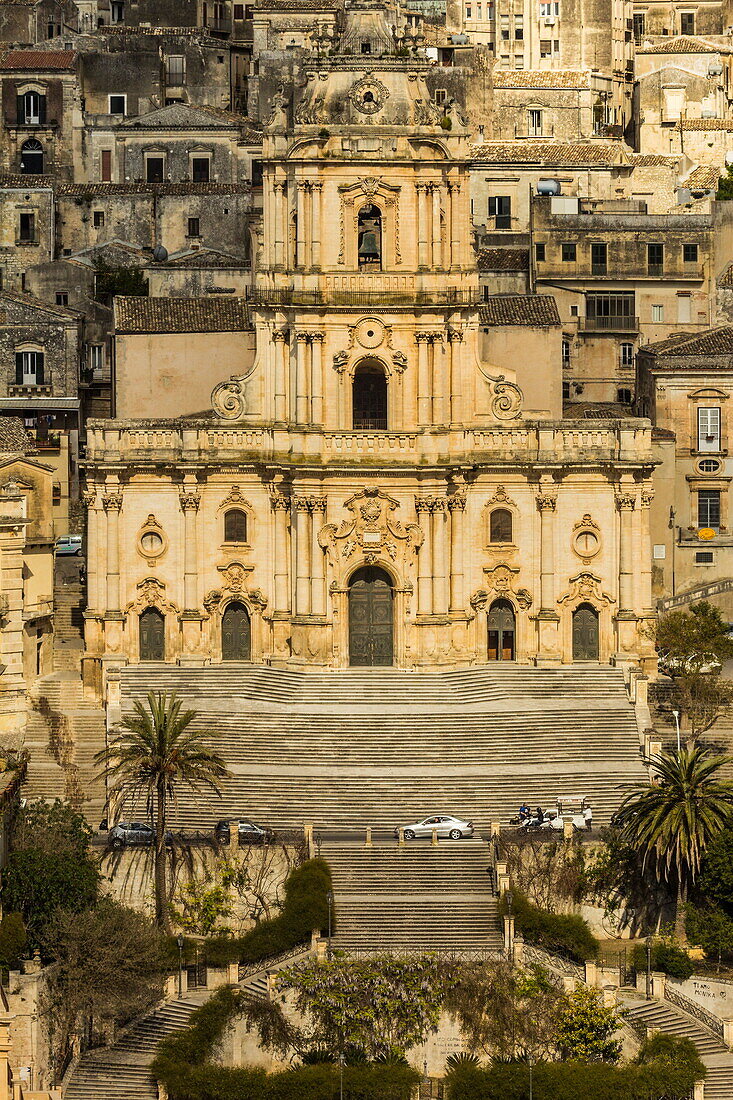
[394,814,474,840]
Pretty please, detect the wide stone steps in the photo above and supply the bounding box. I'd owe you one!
[64,995,204,1100]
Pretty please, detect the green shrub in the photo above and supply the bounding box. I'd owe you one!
[498,891,599,962]
[446,1058,704,1100]
[634,1032,706,1079]
[632,940,694,980]
[0,913,26,969]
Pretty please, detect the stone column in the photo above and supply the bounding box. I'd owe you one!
[537,494,557,611]
[416,183,428,269]
[449,182,462,268]
[416,332,431,425]
[103,489,122,611]
[639,490,654,611]
[310,332,324,425]
[431,184,443,269]
[273,328,288,423]
[448,493,466,612]
[431,499,447,615]
[617,492,636,613]
[448,328,463,425]
[310,497,327,616]
[310,181,322,269]
[295,332,309,424]
[274,182,286,269]
[296,182,308,268]
[180,489,200,611]
[294,498,311,615]
[272,492,291,612]
[84,490,100,611]
[431,334,445,425]
[415,498,432,614]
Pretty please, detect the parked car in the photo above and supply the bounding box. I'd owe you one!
[394,814,474,840]
[54,535,83,556]
[109,821,173,849]
[215,818,273,844]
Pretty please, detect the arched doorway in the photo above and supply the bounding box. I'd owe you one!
[572,603,599,661]
[357,204,382,269]
[222,601,251,661]
[20,139,44,174]
[353,361,387,430]
[139,607,165,661]
[488,599,515,661]
[348,566,393,666]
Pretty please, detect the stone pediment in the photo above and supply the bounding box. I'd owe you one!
[119,104,238,130]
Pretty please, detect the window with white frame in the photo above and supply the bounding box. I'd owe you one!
[528,108,543,136]
[562,339,571,368]
[620,342,634,367]
[89,345,104,372]
[698,406,721,452]
[651,304,664,322]
[15,349,44,385]
[108,94,127,116]
[166,55,186,84]
[698,489,721,530]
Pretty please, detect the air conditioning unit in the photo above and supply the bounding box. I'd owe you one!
[543,16,555,24]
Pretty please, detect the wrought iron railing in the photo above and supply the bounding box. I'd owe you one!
[238,943,313,984]
[665,982,725,1041]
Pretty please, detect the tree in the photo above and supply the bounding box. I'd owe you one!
[96,692,230,931]
[40,899,165,1073]
[698,825,733,914]
[686,903,733,970]
[555,987,621,1064]
[614,747,733,939]
[657,603,733,740]
[717,164,733,200]
[0,914,27,969]
[93,257,148,303]
[669,672,733,742]
[169,859,233,936]
[1,801,100,948]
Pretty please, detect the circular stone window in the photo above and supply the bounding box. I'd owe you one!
[573,528,600,560]
[137,515,167,561]
[355,318,386,349]
[141,531,163,554]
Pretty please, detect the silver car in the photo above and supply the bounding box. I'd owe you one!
[395,814,474,840]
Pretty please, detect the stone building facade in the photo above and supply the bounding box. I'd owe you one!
[0,50,82,182]
[82,1,657,691]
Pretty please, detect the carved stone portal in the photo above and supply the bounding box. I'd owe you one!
[319,488,422,568]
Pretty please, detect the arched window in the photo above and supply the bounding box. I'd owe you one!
[224,508,247,543]
[18,90,45,126]
[353,362,387,430]
[490,508,512,543]
[357,204,382,270]
[20,139,44,174]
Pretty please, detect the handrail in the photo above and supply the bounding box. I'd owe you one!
[665,982,725,1041]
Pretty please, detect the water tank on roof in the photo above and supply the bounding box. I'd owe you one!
[709,62,724,76]
[152,244,168,262]
[450,33,469,43]
[537,179,561,196]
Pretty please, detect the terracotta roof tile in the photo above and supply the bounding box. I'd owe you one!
[0,417,33,454]
[115,296,250,334]
[57,182,252,196]
[630,153,681,166]
[563,401,635,420]
[684,164,721,191]
[0,288,80,319]
[642,327,733,356]
[679,118,733,131]
[718,264,733,287]
[0,174,53,188]
[95,25,222,39]
[470,141,631,166]
[477,248,529,272]
[480,295,560,327]
[161,247,250,268]
[637,35,726,54]
[1,49,76,69]
[492,69,593,89]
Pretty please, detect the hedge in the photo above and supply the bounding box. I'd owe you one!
[632,940,695,981]
[153,986,419,1100]
[169,858,333,968]
[498,891,599,963]
[446,1060,703,1100]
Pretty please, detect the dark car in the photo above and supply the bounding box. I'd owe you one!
[215,819,272,845]
[109,821,173,849]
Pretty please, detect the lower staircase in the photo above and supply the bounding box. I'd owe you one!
[322,839,503,954]
[621,992,733,1100]
[63,993,207,1100]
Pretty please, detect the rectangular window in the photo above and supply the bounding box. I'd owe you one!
[93,210,104,228]
[591,242,607,274]
[562,242,576,262]
[18,91,45,125]
[696,551,714,564]
[535,242,545,262]
[500,14,510,38]
[145,155,165,183]
[488,195,511,229]
[191,156,210,183]
[680,11,695,33]
[540,38,552,56]
[515,16,523,38]
[617,387,632,404]
[15,350,44,385]
[465,4,471,17]
[110,0,124,20]
[562,339,571,368]
[698,407,721,452]
[586,292,635,328]
[187,216,200,237]
[620,342,634,366]
[528,107,542,136]
[678,294,691,323]
[633,12,645,39]
[435,88,447,105]
[108,94,126,116]
[698,489,721,530]
[101,149,112,181]
[166,55,186,84]
[19,212,34,242]
[55,291,68,307]
[648,242,664,275]
[89,345,104,371]
[683,243,698,263]
[233,3,244,15]
[651,304,664,322]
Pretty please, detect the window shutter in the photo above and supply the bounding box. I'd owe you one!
[15,353,23,385]
[16,95,24,124]
[36,353,44,385]
[38,95,46,124]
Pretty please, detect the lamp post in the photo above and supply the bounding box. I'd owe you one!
[177,935,184,999]
[672,709,681,753]
[646,935,653,1000]
[339,1051,344,1100]
[326,890,333,959]
[528,1051,533,1100]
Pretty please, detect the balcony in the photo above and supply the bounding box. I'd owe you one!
[247,287,482,307]
[647,264,664,278]
[580,315,639,332]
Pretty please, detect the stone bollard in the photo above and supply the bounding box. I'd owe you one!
[431,828,438,846]
[563,819,574,841]
[304,823,314,858]
[491,821,501,837]
[723,1019,733,1050]
[365,825,372,847]
[398,826,405,846]
[585,960,599,988]
[229,821,238,850]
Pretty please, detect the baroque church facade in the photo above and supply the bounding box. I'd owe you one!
[82,2,657,685]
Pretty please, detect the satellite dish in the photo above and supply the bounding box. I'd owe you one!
[152,244,168,262]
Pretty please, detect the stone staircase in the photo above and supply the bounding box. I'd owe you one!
[118,664,646,831]
[621,993,733,1100]
[23,672,107,820]
[52,581,85,673]
[322,839,502,954]
[63,993,207,1100]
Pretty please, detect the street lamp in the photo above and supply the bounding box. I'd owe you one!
[671,709,681,753]
[177,935,184,999]
[646,935,653,1000]
[528,1051,533,1100]
[326,890,333,959]
[339,1051,344,1100]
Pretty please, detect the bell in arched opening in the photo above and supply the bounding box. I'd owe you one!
[357,204,382,270]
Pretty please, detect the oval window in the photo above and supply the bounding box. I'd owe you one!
[140,531,163,554]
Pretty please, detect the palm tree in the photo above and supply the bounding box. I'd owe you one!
[615,746,733,940]
[96,691,230,930]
